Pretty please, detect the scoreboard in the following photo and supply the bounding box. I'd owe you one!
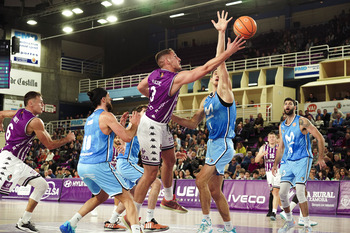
[0,40,10,89]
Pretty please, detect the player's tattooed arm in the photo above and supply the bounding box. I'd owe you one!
[299,117,311,130]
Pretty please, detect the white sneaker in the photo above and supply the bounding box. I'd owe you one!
[298,218,318,226]
[16,218,39,233]
[197,219,213,233]
[279,211,287,221]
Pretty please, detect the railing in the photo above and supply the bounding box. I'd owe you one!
[79,44,350,93]
[61,57,103,77]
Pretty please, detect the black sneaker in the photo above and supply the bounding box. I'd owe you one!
[270,212,276,221]
[16,218,39,232]
[266,212,272,217]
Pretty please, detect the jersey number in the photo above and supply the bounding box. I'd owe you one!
[5,123,14,141]
[82,135,92,151]
[149,86,156,102]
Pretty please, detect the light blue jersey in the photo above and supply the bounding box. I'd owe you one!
[281,115,312,161]
[204,92,236,139]
[79,109,115,164]
[117,136,140,164]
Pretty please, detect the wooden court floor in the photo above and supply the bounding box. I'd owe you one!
[0,199,349,233]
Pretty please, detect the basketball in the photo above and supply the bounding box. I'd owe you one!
[233,16,257,39]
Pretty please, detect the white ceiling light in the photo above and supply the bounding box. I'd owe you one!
[62,10,73,17]
[72,8,84,14]
[97,19,108,24]
[101,1,112,7]
[112,0,124,5]
[27,20,37,25]
[113,97,124,101]
[107,15,118,22]
[226,1,243,6]
[170,13,185,18]
[62,26,73,33]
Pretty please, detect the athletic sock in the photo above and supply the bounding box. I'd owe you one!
[69,213,82,227]
[109,211,120,223]
[290,201,297,211]
[146,209,154,222]
[22,211,32,224]
[224,221,233,231]
[134,201,142,215]
[272,208,277,214]
[164,187,173,201]
[286,212,293,221]
[131,224,140,233]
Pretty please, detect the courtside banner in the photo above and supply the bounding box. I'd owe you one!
[306,181,338,214]
[305,100,350,117]
[60,178,91,202]
[337,181,350,215]
[1,179,62,202]
[175,179,216,208]
[223,180,269,210]
[294,65,319,79]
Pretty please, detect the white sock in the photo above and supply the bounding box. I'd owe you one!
[164,187,173,201]
[303,216,310,227]
[131,224,140,233]
[134,201,142,214]
[202,215,211,223]
[224,221,233,231]
[286,212,293,221]
[69,213,82,228]
[290,201,297,211]
[299,210,303,218]
[22,211,32,223]
[272,208,277,214]
[146,209,154,222]
[109,211,120,223]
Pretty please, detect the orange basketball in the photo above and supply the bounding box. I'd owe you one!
[233,16,257,39]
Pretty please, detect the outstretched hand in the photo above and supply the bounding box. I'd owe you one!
[211,10,232,32]
[120,112,129,127]
[226,36,246,55]
[175,151,187,160]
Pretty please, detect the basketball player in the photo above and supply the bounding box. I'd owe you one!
[171,11,239,233]
[59,88,142,233]
[272,98,325,233]
[133,10,245,223]
[0,91,76,233]
[105,106,170,231]
[255,132,283,221]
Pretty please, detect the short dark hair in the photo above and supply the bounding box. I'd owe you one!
[284,97,296,106]
[268,131,277,136]
[155,48,174,67]
[87,88,108,108]
[24,91,42,106]
[134,105,148,112]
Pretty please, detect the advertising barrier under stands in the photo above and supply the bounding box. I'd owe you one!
[1,179,349,215]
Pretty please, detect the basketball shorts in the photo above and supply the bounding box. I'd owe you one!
[117,158,144,189]
[137,115,174,166]
[266,170,281,189]
[205,138,234,175]
[280,157,312,186]
[0,150,40,195]
[78,162,129,197]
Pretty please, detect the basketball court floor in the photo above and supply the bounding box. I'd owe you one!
[0,199,349,233]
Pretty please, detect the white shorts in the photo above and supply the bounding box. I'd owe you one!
[0,150,40,195]
[137,115,174,166]
[266,170,281,189]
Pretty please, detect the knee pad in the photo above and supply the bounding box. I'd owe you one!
[296,184,307,203]
[28,177,49,202]
[279,182,291,208]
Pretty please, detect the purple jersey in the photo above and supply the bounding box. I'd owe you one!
[263,144,280,172]
[145,69,179,123]
[2,109,36,161]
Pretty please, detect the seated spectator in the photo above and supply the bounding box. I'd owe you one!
[299,110,304,116]
[249,115,255,125]
[257,136,266,149]
[248,157,259,173]
[340,167,350,180]
[41,161,49,172]
[224,171,232,180]
[178,170,185,179]
[306,93,318,103]
[315,109,323,120]
[241,151,253,169]
[48,160,57,174]
[244,171,251,180]
[330,107,345,126]
[308,168,318,180]
[254,113,264,134]
[227,157,238,175]
[47,169,56,178]
[331,171,341,181]
[186,148,197,160]
[323,109,331,126]
[304,110,314,121]
[314,115,324,128]
[243,118,254,139]
[73,171,80,178]
[56,168,64,178]
[236,142,247,157]
[332,113,344,128]
[307,114,315,125]
[251,170,261,180]
[235,168,245,180]
[45,150,55,161]
[259,168,267,180]
[318,170,330,181]
[342,133,350,151]
[334,153,346,168]
[235,123,244,142]
[63,169,72,178]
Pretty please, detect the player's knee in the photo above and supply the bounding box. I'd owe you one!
[272,188,279,196]
[209,187,222,200]
[296,184,307,203]
[29,178,48,202]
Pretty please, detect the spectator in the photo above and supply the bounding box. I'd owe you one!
[304,110,314,121]
[323,109,331,126]
[317,170,330,181]
[227,157,238,175]
[234,123,244,142]
[252,170,261,180]
[235,168,245,180]
[41,161,49,172]
[56,168,64,178]
[331,171,341,181]
[178,170,185,179]
[248,157,259,173]
[249,115,255,125]
[63,169,72,178]
[73,171,80,178]
[330,107,345,126]
[48,160,57,174]
[257,136,266,149]
[236,142,247,156]
[241,151,253,169]
[332,113,344,128]
[314,115,324,129]
[224,171,232,180]
[344,113,350,127]
[243,118,254,139]
[174,170,180,179]
[298,110,304,116]
[47,169,56,178]
[340,167,350,180]
[306,93,318,103]
[173,134,181,151]
[334,153,345,168]
[315,109,323,120]
[259,168,267,180]
[308,168,318,180]
[244,171,251,180]
[254,113,264,134]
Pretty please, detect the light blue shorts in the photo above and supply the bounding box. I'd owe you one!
[205,138,234,175]
[78,162,129,196]
[117,158,144,189]
[280,157,312,186]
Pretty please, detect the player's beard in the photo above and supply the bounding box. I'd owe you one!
[284,106,294,115]
[106,102,113,112]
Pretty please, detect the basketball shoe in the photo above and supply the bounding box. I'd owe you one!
[197,219,213,233]
[122,215,143,232]
[104,219,127,231]
[160,194,188,213]
[270,212,276,221]
[298,217,318,226]
[16,218,39,233]
[280,211,287,220]
[144,218,169,231]
[278,219,295,233]
[59,221,76,233]
[217,227,237,233]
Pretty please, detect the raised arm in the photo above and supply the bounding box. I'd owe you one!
[0,110,17,131]
[299,116,326,169]
[171,36,245,95]
[29,118,76,150]
[255,146,267,163]
[171,98,206,129]
[137,75,150,97]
